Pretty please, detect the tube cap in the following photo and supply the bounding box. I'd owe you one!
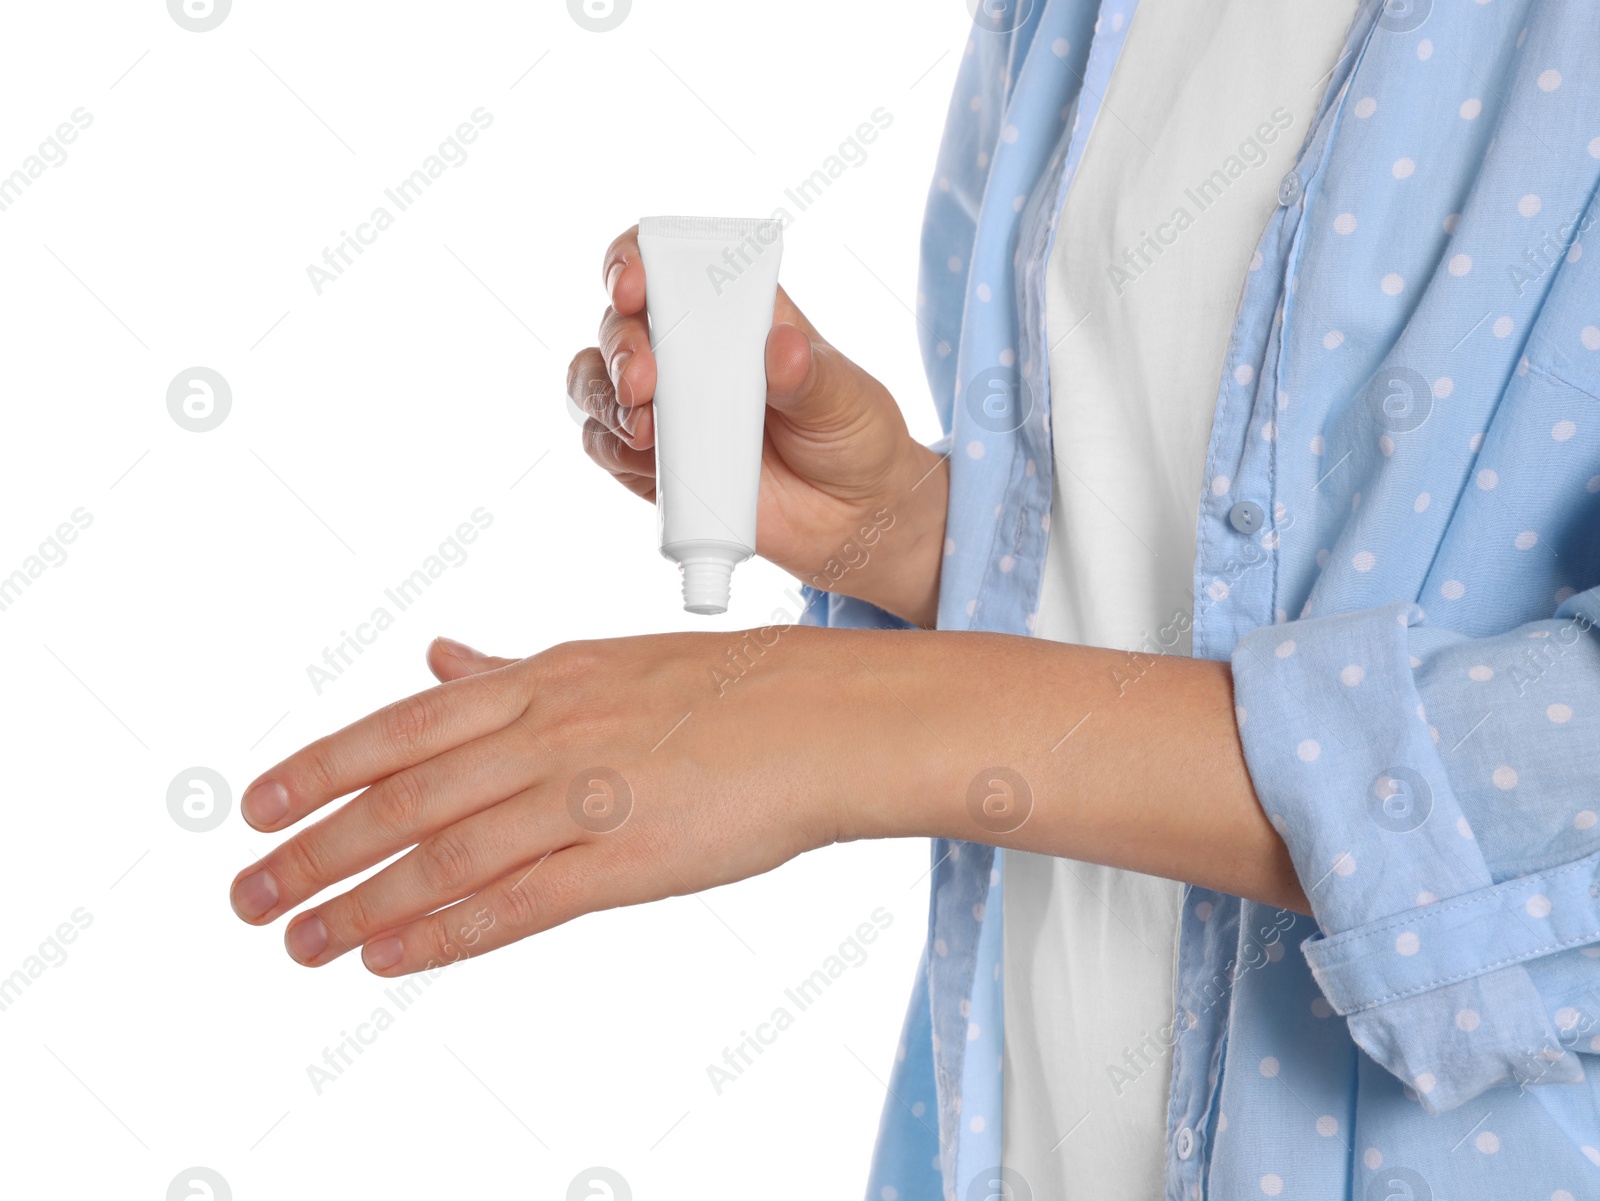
[681,559,733,615]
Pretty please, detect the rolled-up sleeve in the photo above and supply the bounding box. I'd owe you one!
[1231,590,1600,1113]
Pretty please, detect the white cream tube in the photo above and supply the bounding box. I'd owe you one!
[637,216,782,614]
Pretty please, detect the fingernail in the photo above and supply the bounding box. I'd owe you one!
[242,780,289,828]
[435,636,483,661]
[286,915,329,964]
[605,258,625,300]
[363,937,403,972]
[231,870,279,921]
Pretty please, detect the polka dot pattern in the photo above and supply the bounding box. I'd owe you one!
[855,10,1600,1201]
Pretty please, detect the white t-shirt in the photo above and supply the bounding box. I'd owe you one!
[1002,2,1359,1196]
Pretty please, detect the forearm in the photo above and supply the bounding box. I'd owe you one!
[233,622,1304,978]
[830,628,1309,914]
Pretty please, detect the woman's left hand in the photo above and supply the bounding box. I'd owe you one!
[228,628,947,975]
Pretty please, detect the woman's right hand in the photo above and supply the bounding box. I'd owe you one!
[565,225,949,628]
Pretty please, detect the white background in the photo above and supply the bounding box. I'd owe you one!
[0,1,971,1197]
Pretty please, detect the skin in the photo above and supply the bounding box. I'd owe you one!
[230,227,1308,976]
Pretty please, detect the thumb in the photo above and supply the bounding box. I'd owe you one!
[428,636,517,682]
[764,318,870,433]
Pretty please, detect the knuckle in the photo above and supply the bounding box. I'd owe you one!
[581,377,615,424]
[335,884,381,939]
[413,917,461,970]
[300,742,340,801]
[417,831,476,895]
[533,643,618,740]
[565,349,589,398]
[599,310,644,360]
[567,347,605,405]
[582,419,619,467]
[368,768,428,840]
[600,249,622,288]
[496,876,545,930]
[281,833,332,892]
[541,637,606,682]
[380,692,438,756]
[614,472,650,499]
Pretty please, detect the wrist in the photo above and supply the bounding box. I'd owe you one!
[825,629,1030,845]
[807,441,948,628]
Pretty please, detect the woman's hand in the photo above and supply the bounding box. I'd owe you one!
[568,225,948,628]
[229,628,1304,977]
[228,629,943,975]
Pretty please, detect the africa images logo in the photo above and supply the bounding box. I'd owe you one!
[168,0,231,33]
[567,0,631,33]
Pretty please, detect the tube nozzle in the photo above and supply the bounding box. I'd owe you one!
[681,559,734,615]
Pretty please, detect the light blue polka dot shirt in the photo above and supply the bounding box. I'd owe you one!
[805,1,1600,1198]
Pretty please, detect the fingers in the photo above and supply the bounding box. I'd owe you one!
[601,225,644,315]
[597,308,656,403]
[230,723,540,926]
[428,636,518,683]
[564,223,657,459]
[593,225,656,446]
[280,785,574,967]
[572,230,834,491]
[597,308,657,444]
[571,230,817,469]
[607,471,656,503]
[358,843,644,977]
[567,342,655,450]
[569,345,657,497]
[241,664,526,833]
[567,348,632,438]
[583,417,654,479]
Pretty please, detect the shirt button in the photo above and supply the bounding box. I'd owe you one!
[1277,170,1302,207]
[1176,1125,1196,1160]
[1228,501,1265,535]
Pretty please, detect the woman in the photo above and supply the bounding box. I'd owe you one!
[229,1,1600,1196]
